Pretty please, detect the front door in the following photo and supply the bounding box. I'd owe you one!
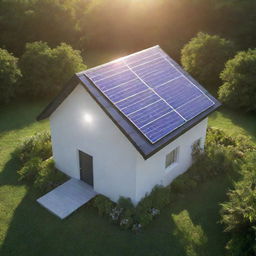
[79,151,93,187]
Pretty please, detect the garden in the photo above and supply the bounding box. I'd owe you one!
[1,0,256,255]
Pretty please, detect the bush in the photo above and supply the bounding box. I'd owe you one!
[220,152,256,256]
[14,131,52,164]
[150,185,170,209]
[17,157,42,182]
[218,49,256,112]
[0,48,21,104]
[16,132,67,193]
[93,195,114,216]
[181,32,235,89]
[19,41,86,98]
[34,158,67,193]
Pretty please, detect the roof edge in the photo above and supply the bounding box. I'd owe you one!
[36,75,80,121]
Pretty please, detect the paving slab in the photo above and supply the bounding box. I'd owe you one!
[37,178,97,219]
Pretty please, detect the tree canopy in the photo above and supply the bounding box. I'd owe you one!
[181,32,235,89]
[218,49,256,112]
[0,48,21,104]
[19,41,86,98]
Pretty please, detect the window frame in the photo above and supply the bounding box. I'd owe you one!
[165,147,179,169]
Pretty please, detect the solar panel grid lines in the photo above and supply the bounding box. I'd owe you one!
[126,98,162,116]
[86,46,160,77]
[84,46,216,144]
[158,50,215,106]
[123,60,187,122]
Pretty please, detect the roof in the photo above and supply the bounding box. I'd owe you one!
[37,46,221,159]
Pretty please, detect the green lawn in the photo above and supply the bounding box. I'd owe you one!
[0,101,255,256]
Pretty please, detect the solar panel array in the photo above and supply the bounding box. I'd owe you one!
[85,46,215,144]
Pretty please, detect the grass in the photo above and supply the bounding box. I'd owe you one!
[208,108,256,143]
[0,100,255,256]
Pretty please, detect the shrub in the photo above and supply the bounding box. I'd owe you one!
[150,185,170,209]
[0,48,21,104]
[218,49,256,112]
[136,194,153,216]
[19,41,86,99]
[171,174,198,194]
[138,212,153,228]
[117,196,134,210]
[220,152,256,256]
[181,32,235,89]
[206,128,236,147]
[93,195,114,216]
[120,217,133,230]
[17,157,42,182]
[34,158,67,193]
[14,131,52,164]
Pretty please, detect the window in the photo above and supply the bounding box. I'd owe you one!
[165,147,179,168]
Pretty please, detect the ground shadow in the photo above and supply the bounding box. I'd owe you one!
[209,108,256,142]
[0,153,186,256]
[0,157,231,256]
[0,100,48,135]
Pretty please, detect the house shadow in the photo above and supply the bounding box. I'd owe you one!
[0,151,186,256]
[1,153,231,256]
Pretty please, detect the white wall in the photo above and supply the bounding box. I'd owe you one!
[49,83,208,204]
[134,118,208,203]
[50,84,138,202]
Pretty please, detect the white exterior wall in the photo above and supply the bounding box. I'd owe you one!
[134,118,208,203]
[49,83,208,204]
[50,84,138,202]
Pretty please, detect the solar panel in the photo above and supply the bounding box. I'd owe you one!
[85,46,215,144]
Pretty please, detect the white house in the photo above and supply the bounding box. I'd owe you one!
[38,46,220,204]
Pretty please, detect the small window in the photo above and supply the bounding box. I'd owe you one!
[165,147,179,168]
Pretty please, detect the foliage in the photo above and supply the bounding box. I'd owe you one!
[117,196,134,210]
[150,185,170,210]
[1,0,255,60]
[218,49,256,112]
[181,32,235,89]
[34,157,67,193]
[93,185,169,230]
[15,132,67,193]
[19,41,86,98]
[14,131,52,164]
[17,157,43,182]
[171,127,254,194]
[93,195,114,216]
[0,0,84,56]
[0,48,21,104]
[220,152,256,256]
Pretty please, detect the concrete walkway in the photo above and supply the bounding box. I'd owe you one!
[37,178,97,219]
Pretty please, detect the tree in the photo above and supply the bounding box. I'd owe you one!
[220,152,256,256]
[0,48,21,104]
[218,49,256,112]
[19,41,86,98]
[181,32,235,89]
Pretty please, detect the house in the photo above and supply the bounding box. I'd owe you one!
[37,46,220,205]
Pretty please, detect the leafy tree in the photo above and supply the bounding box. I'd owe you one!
[181,32,235,89]
[220,152,256,256]
[218,49,256,112]
[19,41,86,98]
[0,48,21,104]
